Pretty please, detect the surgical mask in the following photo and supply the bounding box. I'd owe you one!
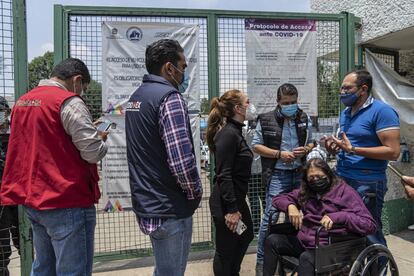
[245,103,257,121]
[281,103,298,117]
[308,177,330,194]
[340,91,359,107]
[171,64,190,93]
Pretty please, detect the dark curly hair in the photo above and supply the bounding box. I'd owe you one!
[298,158,338,206]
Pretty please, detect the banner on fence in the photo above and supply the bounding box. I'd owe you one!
[245,18,317,115]
[101,22,200,211]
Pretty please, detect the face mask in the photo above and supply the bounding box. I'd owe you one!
[281,103,298,117]
[171,64,190,93]
[340,91,359,107]
[245,103,257,121]
[308,177,330,194]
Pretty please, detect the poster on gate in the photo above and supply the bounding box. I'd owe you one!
[244,18,317,116]
[101,22,200,211]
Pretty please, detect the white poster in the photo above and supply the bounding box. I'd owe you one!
[101,22,200,211]
[245,18,317,115]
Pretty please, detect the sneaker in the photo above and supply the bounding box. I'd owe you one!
[408,224,414,230]
[255,263,263,276]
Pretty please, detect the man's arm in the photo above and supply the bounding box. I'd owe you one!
[61,96,108,164]
[331,129,400,161]
[252,119,297,162]
[159,93,202,200]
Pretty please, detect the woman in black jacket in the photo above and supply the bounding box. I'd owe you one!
[207,89,254,276]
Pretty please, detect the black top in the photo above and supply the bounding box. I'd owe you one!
[209,118,253,219]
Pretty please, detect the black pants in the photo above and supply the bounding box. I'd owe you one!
[247,174,265,235]
[263,233,315,276]
[0,206,20,276]
[212,201,254,276]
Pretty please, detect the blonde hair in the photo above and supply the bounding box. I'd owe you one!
[206,89,245,153]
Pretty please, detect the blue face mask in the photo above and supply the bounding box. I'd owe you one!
[281,103,298,117]
[340,91,359,107]
[171,64,190,93]
[178,71,190,93]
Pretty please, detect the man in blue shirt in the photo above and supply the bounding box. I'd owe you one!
[326,70,400,248]
[252,83,314,274]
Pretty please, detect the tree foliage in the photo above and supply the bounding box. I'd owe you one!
[28,51,54,90]
[317,59,341,118]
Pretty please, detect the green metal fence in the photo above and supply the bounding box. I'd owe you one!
[0,0,32,276]
[51,5,358,263]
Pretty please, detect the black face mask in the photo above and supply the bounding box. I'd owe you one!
[308,177,330,194]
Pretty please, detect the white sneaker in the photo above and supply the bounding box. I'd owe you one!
[408,224,414,230]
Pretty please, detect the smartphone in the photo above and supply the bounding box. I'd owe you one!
[236,220,247,235]
[387,163,407,186]
[97,122,112,132]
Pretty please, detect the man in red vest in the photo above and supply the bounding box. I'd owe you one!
[0,58,108,276]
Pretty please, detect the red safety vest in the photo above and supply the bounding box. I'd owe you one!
[0,85,100,209]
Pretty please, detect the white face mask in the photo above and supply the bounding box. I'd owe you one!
[245,103,257,121]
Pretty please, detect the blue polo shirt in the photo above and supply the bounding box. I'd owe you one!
[336,97,400,181]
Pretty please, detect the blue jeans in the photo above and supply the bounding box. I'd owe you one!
[256,169,302,264]
[149,216,193,276]
[341,177,388,246]
[24,206,96,276]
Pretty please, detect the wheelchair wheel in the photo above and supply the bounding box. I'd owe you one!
[349,244,399,276]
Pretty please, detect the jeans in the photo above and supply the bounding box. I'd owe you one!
[212,201,254,276]
[24,206,96,276]
[341,177,387,246]
[149,216,193,276]
[256,169,302,264]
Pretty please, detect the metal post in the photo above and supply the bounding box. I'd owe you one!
[12,0,33,275]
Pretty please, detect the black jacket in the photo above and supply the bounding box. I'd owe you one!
[209,119,253,219]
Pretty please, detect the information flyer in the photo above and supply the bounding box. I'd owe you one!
[245,18,317,115]
[101,22,200,211]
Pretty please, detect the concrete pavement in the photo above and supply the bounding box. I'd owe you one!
[92,230,414,276]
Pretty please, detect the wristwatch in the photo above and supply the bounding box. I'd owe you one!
[349,146,356,155]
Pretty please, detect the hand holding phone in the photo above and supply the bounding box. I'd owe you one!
[97,122,112,132]
[235,219,247,235]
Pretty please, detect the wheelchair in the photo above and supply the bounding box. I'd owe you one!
[266,211,399,276]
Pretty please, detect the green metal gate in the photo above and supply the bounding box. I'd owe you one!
[49,4,359,265]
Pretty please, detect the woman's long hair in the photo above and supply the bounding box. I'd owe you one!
[298,158,338,206]
[206,89,244,153]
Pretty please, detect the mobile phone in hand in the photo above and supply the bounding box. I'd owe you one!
[97,122,112,132]
[236,220,247,235]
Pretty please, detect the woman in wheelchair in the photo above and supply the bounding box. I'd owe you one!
[263,158,377,276]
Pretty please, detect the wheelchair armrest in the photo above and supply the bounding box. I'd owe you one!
[267,210,298,236]
[329,233,364,244]
[268,222,298,236]
[316,226,365,248]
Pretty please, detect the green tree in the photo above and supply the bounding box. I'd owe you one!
[317,59,340,118]
[28,51,54,90]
